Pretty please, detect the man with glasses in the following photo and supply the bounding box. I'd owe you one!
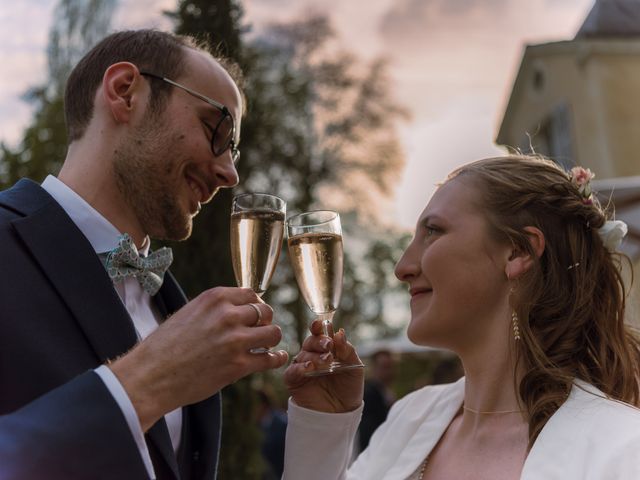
[0,29,287,479]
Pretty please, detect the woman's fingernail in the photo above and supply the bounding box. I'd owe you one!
[303,361,312,368]
[320,338,332,350]
[320,352,332,362]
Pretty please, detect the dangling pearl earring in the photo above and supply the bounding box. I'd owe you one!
[512,310,521,341]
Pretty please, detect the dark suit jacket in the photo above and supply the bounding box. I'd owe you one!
[0,179,221,479]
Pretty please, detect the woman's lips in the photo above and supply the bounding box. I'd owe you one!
[410,287,432,297]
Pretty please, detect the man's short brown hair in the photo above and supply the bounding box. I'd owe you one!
[64,29,244,142]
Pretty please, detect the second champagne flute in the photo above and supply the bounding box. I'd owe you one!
[231,193,286,352]
[287,210,363,375]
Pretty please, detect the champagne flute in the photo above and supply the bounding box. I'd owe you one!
[231,193,286,352]
[287,210,364,375]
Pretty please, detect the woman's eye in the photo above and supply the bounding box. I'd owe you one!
[425,225,440,237]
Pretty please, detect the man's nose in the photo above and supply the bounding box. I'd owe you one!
[212,149,239,188]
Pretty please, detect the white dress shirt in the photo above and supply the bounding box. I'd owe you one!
[41,175,183,480]
[283,377,640,479]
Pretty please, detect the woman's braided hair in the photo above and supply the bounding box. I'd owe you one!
[449,155,640,446]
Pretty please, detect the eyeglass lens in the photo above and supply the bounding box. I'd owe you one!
[212,113,235,157]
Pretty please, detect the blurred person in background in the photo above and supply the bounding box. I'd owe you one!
[255,388,288,479]
[358,349,397,452]
[430,356,464,386]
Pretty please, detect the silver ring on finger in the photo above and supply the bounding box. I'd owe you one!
[248,303,263,327]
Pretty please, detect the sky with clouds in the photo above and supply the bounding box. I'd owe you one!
[0,0,593,228]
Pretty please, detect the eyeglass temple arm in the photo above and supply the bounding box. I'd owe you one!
[139,71,229,113]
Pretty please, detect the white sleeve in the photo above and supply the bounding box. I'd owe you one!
[94,365,155,480]
[282,398,363,480]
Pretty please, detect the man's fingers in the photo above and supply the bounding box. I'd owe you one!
[243,302,273,327]
[252,349,289,372]
[246,324,282,350]
[219,302,273,328]
[200,286,262,306]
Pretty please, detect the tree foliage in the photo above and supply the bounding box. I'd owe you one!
[0,0,115,190]
[165,3,409,477]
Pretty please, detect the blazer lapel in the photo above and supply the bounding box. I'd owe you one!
[153,274,223,479]
[153,271,188,319]
[10,187,138,362]
[147,272,188,479]
[146,420,181,480]
[6,180,181,479]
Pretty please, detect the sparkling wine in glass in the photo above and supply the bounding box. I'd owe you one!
[231,193,286,352]
[287,210,364,375]
[231,193,286,296]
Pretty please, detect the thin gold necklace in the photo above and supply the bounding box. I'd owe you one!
[418,407,524,478]
[462,405,523,414]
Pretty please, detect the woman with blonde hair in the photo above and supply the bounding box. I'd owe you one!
[282,155,640,479]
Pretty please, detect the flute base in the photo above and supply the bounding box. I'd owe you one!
[304,361,365,377]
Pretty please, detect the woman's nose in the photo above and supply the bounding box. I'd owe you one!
[394,240,419,282]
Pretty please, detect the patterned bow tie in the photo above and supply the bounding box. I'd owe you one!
[103,233,173,296]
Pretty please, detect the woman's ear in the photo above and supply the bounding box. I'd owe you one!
[102,62,142,124]
[505,226,545,280]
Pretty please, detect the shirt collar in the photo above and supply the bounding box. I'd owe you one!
[41,175,150,255]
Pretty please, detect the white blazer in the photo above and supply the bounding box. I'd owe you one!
[283,378,640,479]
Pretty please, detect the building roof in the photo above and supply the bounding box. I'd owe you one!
[495,38,640,149]
[576,0,640,38]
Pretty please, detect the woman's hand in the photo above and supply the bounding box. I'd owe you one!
[284,320,364,413]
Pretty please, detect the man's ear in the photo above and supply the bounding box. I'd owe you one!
[102,62,143,124]
[505,226,545,280]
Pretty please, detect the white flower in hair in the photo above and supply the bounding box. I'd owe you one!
[598,220,628,252]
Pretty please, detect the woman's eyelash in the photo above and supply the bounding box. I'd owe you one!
[425,225,440,236]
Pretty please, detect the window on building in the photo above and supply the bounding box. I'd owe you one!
[519,102,575,169]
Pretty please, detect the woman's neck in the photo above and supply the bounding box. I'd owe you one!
[457,324,526,430]
[462,361,521,413]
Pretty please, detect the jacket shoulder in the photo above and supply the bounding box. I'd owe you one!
[386,378,464,421]
[0,179,52,221]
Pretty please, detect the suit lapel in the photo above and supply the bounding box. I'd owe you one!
[148,273,188,479]
[153,271,188,319]
[10,189,138,362]
[6,180,181,479]
[154,276,222,479]
[146,420,181,479]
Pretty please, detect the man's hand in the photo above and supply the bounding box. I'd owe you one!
[284,320,364,414]
[109,287,288,431]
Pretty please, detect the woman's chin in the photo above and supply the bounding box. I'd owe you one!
[407,323,452,350]
[407,325,435,347]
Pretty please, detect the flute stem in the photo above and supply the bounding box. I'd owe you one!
[318,312,335,338]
